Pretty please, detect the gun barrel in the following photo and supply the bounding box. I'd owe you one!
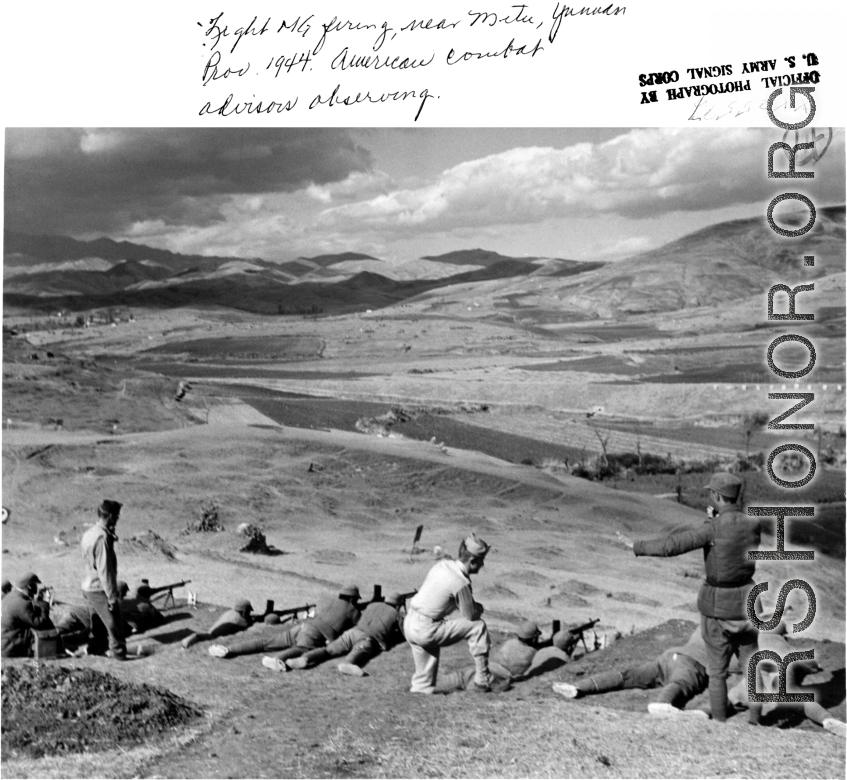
[149,580,191,595]
[273,603,315,617]
[570,618,600,635]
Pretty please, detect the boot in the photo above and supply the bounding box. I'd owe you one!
[472,654,493,689]
[289,647,330,670]
[655,682,684,707]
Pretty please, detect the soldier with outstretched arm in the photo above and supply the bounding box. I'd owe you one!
[618,472,764,723]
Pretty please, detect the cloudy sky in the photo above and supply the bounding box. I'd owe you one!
[5,128,845,263]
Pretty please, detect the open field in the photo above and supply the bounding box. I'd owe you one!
[3,286,845,778]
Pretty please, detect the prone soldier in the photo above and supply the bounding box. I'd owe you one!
[276,591,405,675]
[209,585,361,659]
[182,599,257,649]
[552,626,710,718]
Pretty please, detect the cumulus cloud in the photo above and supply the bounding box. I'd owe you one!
[5,128,372,236]
[317,128,845,234]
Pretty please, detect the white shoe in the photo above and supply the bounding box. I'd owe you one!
[208,645,229,658]
[262,655,288,672]
[338,663,365,677]
[552,682,580,699]
[648,702,708,719]
[823,718,847,739]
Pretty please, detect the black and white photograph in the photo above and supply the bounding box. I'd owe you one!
[1,125,845,777]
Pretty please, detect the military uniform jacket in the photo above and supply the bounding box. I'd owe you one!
[409,559,476,621]
[80,522,120,603]
[665,627,710,668]
[493,637,537,677]
[311,598,361,642]
[208,609,252,637]
[633,507,762,619]
[1,590,53,658]
[357,602,402,650]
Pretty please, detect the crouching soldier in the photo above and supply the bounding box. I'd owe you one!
[1,572,54,658]
[405,533,506,694]
[552,626,709,718]
[280,591,404,675]
[210,585,361,659]
[182,599,255,649]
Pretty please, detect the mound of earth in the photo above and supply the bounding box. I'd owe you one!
[125,530,178,559]
[1,664,202,759]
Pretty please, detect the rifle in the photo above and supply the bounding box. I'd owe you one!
[256,600,316,623]
[568,617,600,654]
[146,580,191,609]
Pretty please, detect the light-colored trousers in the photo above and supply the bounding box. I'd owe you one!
[404,608,490,694]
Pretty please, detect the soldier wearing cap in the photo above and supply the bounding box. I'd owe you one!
[619,472,764,724]
[182,598,256,649]
[81,499,126,659]
[553,626,710,717]
[210,585,361,659]
[404,533,506,694]
[1,572,54,657]
[279,591,405,675]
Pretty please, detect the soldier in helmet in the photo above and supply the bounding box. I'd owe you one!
[404,533,507,694]
[618,472,765,724]
[182,598,256,649]
[276,591,405,675]
[210,585,361,659]
[552,626,710,717]
[121,581,165,634]
[437,621,576,692]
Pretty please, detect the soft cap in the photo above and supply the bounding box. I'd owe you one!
[704,472,743,499]
[463,533,490,557]
[384,592,402,606]
[340,585,361,599]
[233,599,253,613]
[99,499,123,518]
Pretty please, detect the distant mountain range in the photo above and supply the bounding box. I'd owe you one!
[4,205,844,317]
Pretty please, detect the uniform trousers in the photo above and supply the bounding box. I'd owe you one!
[227,622,325,657]
[83,590,126,657]
[577,651,707,707]
[404,608,490,694]
[701,614,762,722]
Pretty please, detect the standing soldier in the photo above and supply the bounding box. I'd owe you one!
[619,472,764,723]
[404,533,506,694]
[81,499,126,660]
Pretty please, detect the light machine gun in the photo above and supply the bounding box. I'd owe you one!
[255,600,316,624]
[144,580,192,609]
